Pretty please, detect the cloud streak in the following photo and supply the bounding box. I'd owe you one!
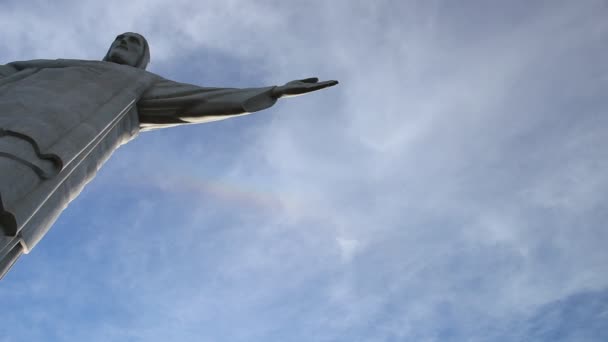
[1,0,608,341]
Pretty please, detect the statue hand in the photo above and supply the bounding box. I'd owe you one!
[272,77,339,98]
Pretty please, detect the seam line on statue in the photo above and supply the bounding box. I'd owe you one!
[14,99,136,239]
[58,99,136,171]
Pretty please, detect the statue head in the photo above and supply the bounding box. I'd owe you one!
[103,32,150,69]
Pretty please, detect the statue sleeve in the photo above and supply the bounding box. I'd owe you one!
[137,78,278,131]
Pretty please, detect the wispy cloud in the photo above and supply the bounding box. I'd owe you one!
[1,0,607,341]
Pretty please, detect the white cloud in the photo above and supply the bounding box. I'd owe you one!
[1,0,608,341]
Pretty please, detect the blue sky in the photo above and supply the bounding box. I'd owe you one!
[1,0,608,341]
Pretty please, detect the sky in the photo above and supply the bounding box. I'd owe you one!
[1,0,608,341]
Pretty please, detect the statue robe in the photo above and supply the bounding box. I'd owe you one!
[0,59,277,277]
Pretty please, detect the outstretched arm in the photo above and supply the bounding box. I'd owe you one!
[137,77,338,131]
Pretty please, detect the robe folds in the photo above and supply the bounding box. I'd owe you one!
[0,59,277,277]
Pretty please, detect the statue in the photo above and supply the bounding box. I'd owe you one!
[0,32,337,278]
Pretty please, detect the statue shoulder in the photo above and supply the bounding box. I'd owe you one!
[0,64,17,77]
[7,59,107,71]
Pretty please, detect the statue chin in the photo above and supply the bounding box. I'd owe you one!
[107,51,137,67]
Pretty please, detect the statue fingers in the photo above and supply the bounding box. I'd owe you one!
[298,77,319,83]
[307,80,339,91]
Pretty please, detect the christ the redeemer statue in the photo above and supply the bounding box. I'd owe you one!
[0,32,337,278]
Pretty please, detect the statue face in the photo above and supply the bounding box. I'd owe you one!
[106,33,145,67]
